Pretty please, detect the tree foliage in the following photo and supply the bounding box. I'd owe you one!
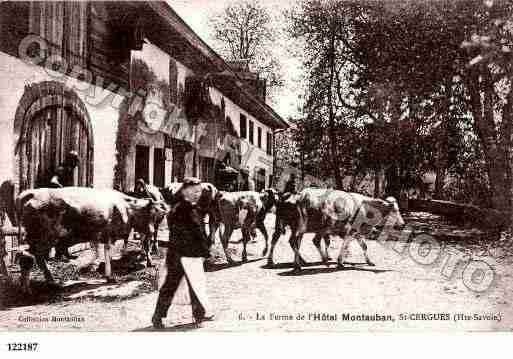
[289,0,513,223]
[209,0,283,94]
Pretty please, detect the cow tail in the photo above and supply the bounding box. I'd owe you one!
[15,190,35,244]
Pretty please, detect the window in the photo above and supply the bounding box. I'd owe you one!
[266,132,273,155]
[135,145,150,185]
[256,168,266,192]
[249,120,254,145]
[28,2,89,68]
[153,148,165,187]
[169,59,178,104]
[257,127,262,148]
[200,157,215,183]
[240,114,247,139]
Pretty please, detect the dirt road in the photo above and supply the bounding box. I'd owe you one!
[1,213,512,332]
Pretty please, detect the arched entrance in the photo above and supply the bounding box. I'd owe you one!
[13,81,94,192]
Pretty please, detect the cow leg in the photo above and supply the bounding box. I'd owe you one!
[296,234,307,266]
[34,255,56,286]
[241,227,251,262]
[142,234,154,268]
[241,208,257,262]
[17,251,35,293]
[267,223,281,266]
[289,230,307,270]
[151,227,159,255]
[256,215,268,257]
[355,234,375,266]
[221,225,235,264]
[312,232,329,265]
[151,221,161,256]
[103,239,115,283]
[323,235,332,261]
[288,231,298,269]
[337,229,353,268]
[293,207,309,269]
[207,214,219,247]
[289,233,308,268]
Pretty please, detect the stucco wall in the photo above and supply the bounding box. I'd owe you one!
[0,52,120,190]
[126,41,276,188]
[209,87,274,185]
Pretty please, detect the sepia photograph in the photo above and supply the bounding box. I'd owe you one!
[0,0,512,339]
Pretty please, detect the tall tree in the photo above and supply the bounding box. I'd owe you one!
[290,0,513,226]
[209,0,283,97]
[288,0,372,189]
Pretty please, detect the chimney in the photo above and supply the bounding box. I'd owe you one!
[227,59,267,102]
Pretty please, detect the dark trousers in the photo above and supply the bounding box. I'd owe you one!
[153,252,206,320]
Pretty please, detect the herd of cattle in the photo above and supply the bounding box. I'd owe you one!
[1,181,406,293]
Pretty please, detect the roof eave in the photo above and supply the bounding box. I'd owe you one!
[145,2,289,130]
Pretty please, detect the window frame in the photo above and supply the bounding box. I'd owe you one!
[240,114,247,139]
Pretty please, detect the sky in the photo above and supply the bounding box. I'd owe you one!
[167,0,303,120]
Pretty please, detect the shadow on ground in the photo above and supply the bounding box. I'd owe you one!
[205,257,264,272]
[0,250,160,309]
[133,322,201,332]
[277,262,393,276]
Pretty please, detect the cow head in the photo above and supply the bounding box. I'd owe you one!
[384,196,406,229]
[357,196,405,233]
[260,188,279,212]
[133,199,170,236]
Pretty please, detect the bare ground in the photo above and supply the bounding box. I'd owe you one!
[1,212,512,332]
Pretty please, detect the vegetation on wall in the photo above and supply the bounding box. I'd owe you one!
[112,58,172,191]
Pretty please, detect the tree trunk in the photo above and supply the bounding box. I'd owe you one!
[374,167,381,198]
[501,87,513,229]
[468,72,512,223]
[327,24,343,190]
[434,83,450,199]
[385,164,401,199]
[434,166,445,200]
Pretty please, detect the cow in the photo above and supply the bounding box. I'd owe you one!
[124,183,167,255]
[267,188,405,270]
[15,187,169,292]
[215,189,278,263]
[160,182,220,246]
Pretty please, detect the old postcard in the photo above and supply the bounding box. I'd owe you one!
[0,0,512,335]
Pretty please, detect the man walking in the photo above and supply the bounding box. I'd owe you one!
[152,177,214,329]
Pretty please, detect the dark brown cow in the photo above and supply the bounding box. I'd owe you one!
[161,182,220,246]
[16,187,169,292]
[216,189,278,263]
[268,188,405,270]
[124,183,167,255]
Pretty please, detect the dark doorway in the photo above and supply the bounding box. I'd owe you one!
[15,82,94,193]
[23,106,92,190]
[153,148,165,187]
[135,145,150,184]
[256,168,266,192]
